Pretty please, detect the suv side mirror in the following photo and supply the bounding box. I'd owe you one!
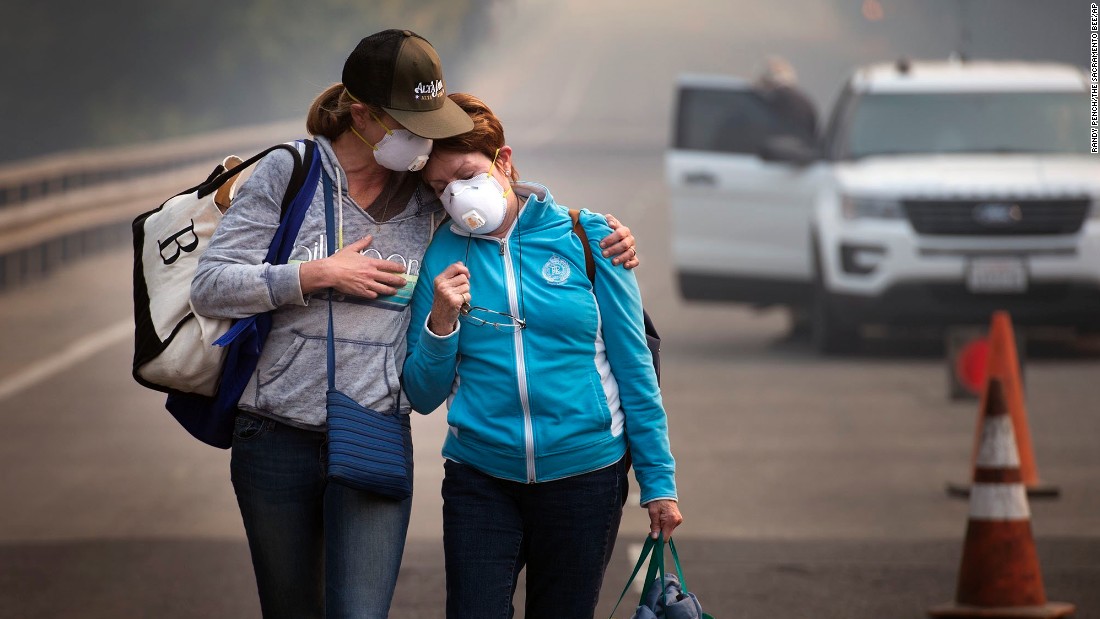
[759,135,819,165]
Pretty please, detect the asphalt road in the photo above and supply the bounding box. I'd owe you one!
[2,1,1098,618]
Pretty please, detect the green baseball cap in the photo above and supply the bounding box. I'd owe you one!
[342,29,473,139]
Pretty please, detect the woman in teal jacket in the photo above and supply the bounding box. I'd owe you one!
[403,93,682,618]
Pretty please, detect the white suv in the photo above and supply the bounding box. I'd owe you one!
[666,59,1100,352]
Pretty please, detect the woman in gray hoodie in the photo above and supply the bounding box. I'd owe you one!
[190,30,639,619]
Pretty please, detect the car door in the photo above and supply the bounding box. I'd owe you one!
[665,75,819,306]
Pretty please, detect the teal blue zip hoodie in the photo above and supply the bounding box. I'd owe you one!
[403,182,676,504]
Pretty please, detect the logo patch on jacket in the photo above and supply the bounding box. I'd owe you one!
[541,255,571,285]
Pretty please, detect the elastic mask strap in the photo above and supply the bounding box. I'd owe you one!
[370,112,395,136]
[349,126,378,151]
[344,88,388,150]
[489,147,512,198]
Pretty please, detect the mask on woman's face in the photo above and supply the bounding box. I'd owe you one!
[351,114,432,172]
[440,149,512,235]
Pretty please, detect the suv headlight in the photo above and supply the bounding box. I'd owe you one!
[841,195,904,220]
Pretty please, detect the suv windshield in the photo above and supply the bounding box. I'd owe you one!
[842,91,1089,158]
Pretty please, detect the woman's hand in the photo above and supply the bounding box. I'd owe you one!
[646,499,683,540]
[428,262,471,336]
[600,214,639,269]
[300,235,407,298]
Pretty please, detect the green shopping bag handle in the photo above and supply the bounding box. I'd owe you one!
[664,539,715,619]
[607,534,660,619]
[640,535,668,606]
[668,538,689,592]
[608,535,713,619]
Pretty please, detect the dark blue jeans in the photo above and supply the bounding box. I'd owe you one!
[230,412,413,619]
[441,457,629,619]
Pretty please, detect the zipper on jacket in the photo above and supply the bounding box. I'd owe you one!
[455,209,536,483]
[501,239,536,483]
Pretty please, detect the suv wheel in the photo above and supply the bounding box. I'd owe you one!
[811,238,860,354]
[788,306,812,339]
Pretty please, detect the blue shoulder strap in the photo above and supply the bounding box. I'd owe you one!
[323,172,338,392]
[213,139,320,348]
[268,140,321,265]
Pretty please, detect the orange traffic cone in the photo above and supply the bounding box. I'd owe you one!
[929,379,1074,618]
[947,311,1059,499]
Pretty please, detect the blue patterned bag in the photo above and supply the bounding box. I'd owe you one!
[324,347,413,500]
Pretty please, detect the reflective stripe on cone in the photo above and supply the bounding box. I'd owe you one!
[929,379,1075,619]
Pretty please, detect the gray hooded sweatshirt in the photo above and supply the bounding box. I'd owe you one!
[191,136,445,429]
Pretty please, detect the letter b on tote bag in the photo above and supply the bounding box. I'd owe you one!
[132,140,319,448]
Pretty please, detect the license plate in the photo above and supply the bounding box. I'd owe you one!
[967,257,1028,294]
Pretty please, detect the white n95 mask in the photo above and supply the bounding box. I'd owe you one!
[351,114,433,172]
[441,174,509,235]
[373,128,432,172]
[440,148,513,235]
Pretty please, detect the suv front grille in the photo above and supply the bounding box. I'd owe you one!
[903,198,1091,236]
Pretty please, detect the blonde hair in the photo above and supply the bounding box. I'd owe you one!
[305,82,383,139]
[758,55,798,87]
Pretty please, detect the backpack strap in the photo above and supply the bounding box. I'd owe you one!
[211,139,321,349]
[569,209,596,285]
[267,139,321,266]
[196,142,303,203]
[280,139,317,218]
[568,208,661,386]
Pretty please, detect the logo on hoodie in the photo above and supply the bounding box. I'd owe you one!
[541,254,571,285]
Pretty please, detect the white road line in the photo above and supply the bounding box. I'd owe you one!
[627,542,647,594]
[0,319,132,402]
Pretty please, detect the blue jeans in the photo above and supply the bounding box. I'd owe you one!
[230,412,413,619]
[441,457,629,619]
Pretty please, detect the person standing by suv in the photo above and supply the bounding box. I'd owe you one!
[754,55,818,145]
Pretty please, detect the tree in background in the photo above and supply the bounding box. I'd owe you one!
[0,0,492,162]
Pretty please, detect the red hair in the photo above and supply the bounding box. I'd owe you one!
[431,93,519,182]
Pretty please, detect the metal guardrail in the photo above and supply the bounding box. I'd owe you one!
[0,120,303,292]
[0,154,207,210]
[0,121,301,210]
